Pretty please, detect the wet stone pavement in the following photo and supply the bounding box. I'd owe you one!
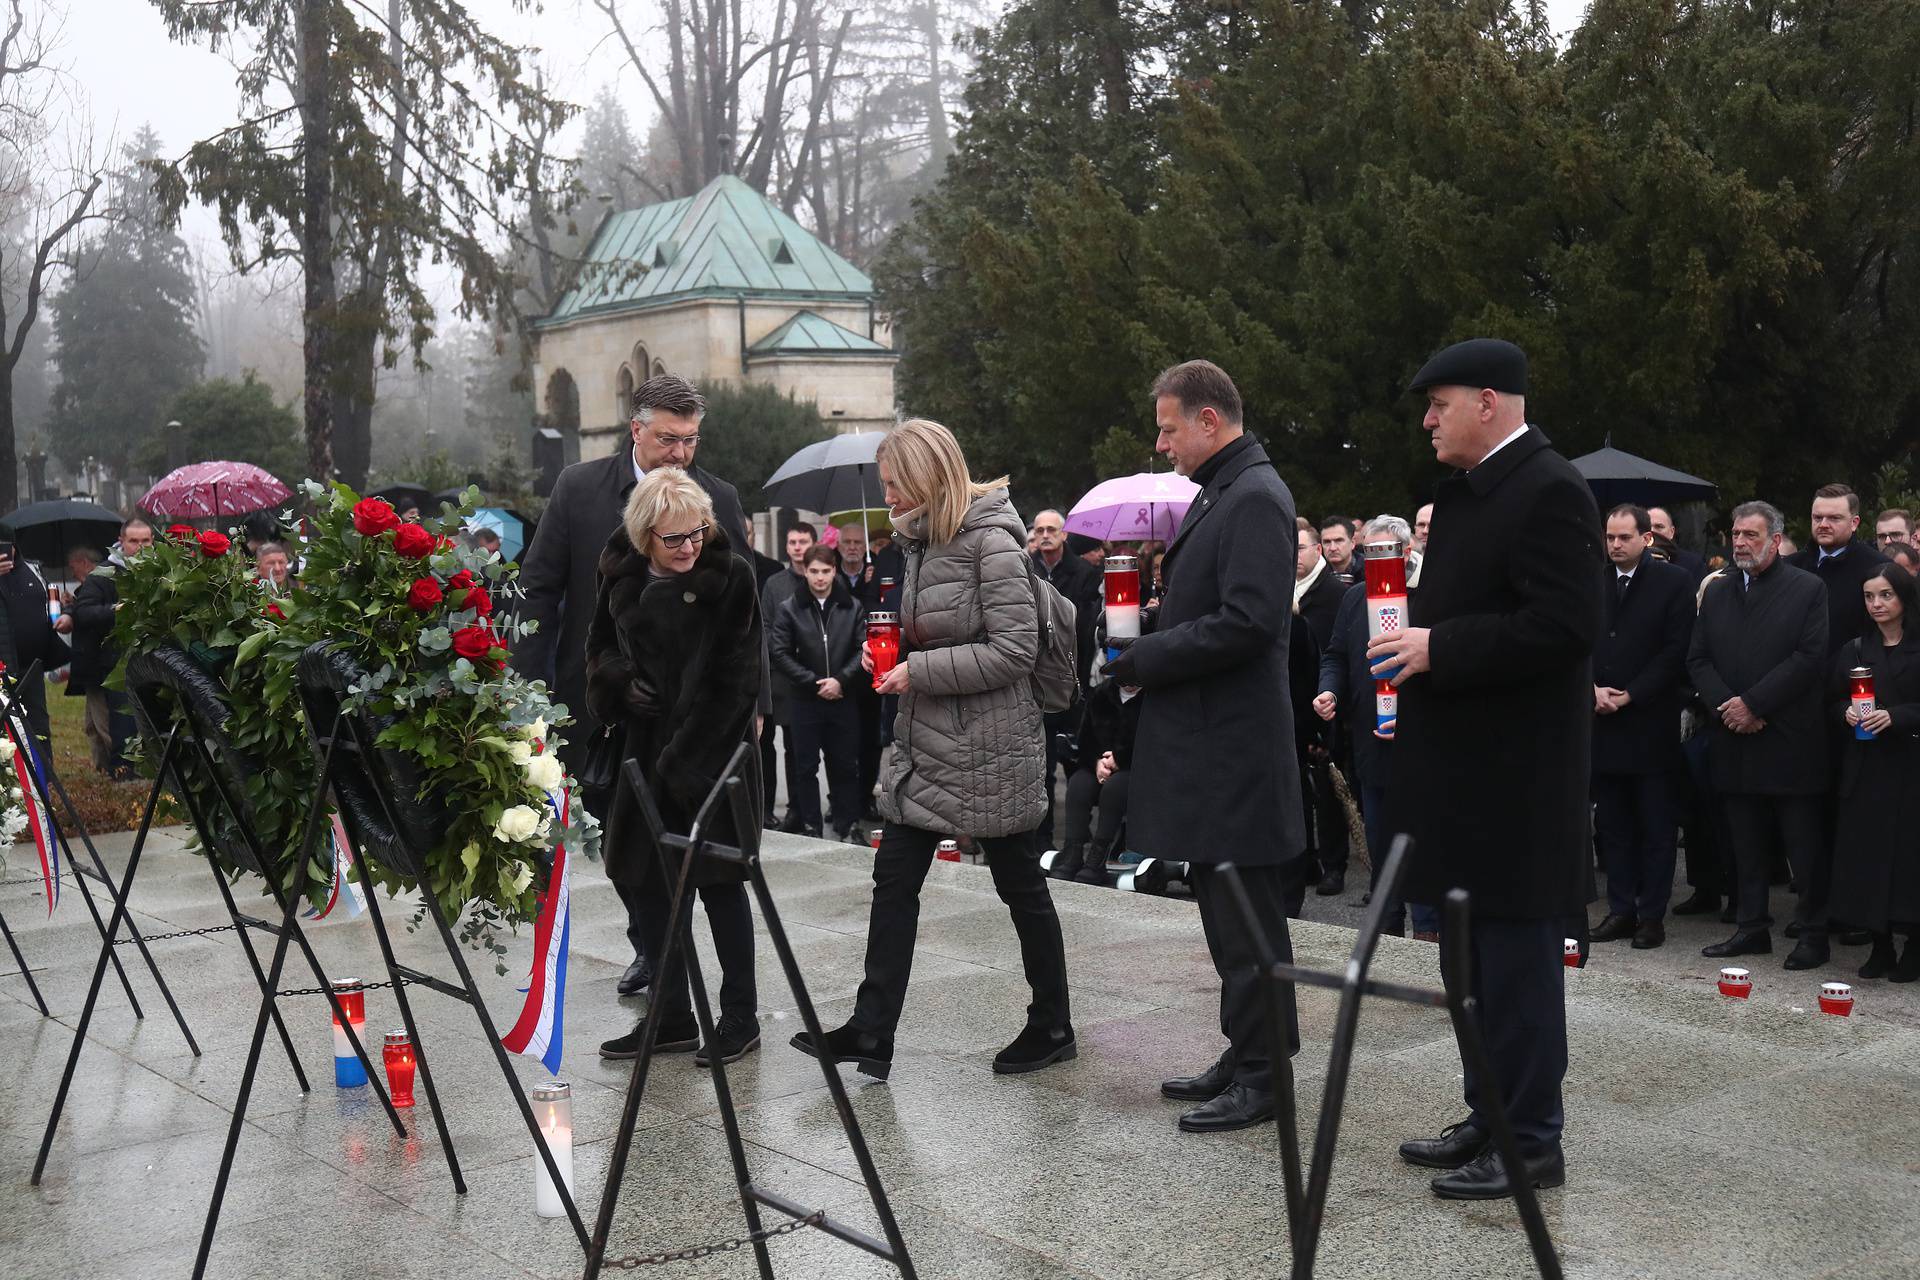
[1,826,1917,1279]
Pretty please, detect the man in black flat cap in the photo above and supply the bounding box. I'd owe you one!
[1367,338,1604,1199]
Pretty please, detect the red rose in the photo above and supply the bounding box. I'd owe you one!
[450,624,500,666]
[393,523,436,559]
[435,535,456,551]
[460,586,493,617]
[167,523,196,542]
[407,577,443,612]
[352,497,399,537]
[264,601,287,621]
[197,531,231,557]
[449,569,476,590]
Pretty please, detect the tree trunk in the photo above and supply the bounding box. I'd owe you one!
[921,0,951,171]
[1096,0,1129,119]
[299,0,336,485]
[0,358,17,512]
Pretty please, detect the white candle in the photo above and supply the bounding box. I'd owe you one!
[532,1081,575,1219]
[1105,602,1141,639]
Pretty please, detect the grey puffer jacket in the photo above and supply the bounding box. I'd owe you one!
[881,489,1046,837]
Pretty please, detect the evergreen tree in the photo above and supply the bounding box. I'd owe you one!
[133,375,305,487]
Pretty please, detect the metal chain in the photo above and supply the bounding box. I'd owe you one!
[113,924,236,945]
[602,1209,827,1269]
[273,978,412,998]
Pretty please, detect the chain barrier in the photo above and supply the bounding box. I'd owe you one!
[273,978,412,999]
[602,1209,828,1268]
[113,924,236,945]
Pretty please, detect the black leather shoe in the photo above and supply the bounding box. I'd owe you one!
[1398,1121,1489,1170]
[1161,1052,1235,1103]
[1314,868,1346,897]
[1631,920,1665,950]
[695,1015,762,1068]
[617,958,653,997]
[1672,892,1720,916]
[993,1024,1077,1074]
[1783,939,1830,970]
[1590,913,1638,943]
[1785,921,1802,939]
[790,1022,894,1080]
[1702,929,1771,958]
[1859,936,1897,980]
[1177,1082,1274,1133]
[601,1018,698,1059]
[1430,1146,1565,1200]
[1047,844,1086,881]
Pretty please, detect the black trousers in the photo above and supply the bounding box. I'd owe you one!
[757,712,806,822]
[789,698,861,833]
[626,878,756,1027]
[1062,767,1129,856]
[1036,706,1079,848]
[1680,733,1727,896]
[1189,863,1302,1092]
[852,824,1069,1039]
[1723,793,1828,938]
[1440,915,1566,1156]
[1593,771,1680,921]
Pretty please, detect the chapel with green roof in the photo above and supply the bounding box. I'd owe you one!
[530,174,899,460]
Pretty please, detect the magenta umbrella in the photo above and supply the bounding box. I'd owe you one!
[1064,471,1200,542]
[140,461,293,519]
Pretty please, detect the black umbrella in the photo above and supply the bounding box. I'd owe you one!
[371,481,435,517]
[762,431,887,515]
[0,499,126,568]
[1570,442,1718,509]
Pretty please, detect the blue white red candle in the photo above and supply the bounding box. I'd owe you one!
[330,978,368,1087]
[1363,539,1409,684]
[1374,677,1397,739]
[1849,666,1876,740]
[1104,555,1140,640]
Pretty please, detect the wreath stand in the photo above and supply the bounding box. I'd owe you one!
[27,647,404,1248]
[280,641,590,1255]
[585,743,916,1279]
[1216,835,1564,1280]
[0,660,196,1036]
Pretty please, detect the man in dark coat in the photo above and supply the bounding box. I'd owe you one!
[1589,505,1695,950]
[1106,359,1305,1136]
[0,541,67,752]
[1371,338,1601,1200]
[1031,508,1102,849]
[1690,500,1832,969]
[1786,483,1888,655]
[64,519,153,775]
[511,374,755,998]
[1293,520,1350,894]
[759,522,816,829]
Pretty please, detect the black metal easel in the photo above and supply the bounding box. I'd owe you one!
[283,641,590,1256]
[1218,835,1564,1280]
[585,743,916,1280]
[0,661,195,1037]
[31,648,402,1209]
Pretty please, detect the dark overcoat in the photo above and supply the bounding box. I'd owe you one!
[66,564,122,694]
[1826,631,1920,930]
[1319,581,1390,792]
[1785,541,1889,655]
[1295,565,1345,654]
[584,526,763,890]
[1685,558,1829,795]
[512,451,754,758]
[1108,435,1305,867]
[1591,555,1694,776]
[1386,427,1604,919]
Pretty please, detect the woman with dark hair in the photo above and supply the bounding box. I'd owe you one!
[1828,562,1920,981]
[791,417,1073,1079]
[767,543,868,840]
[587,467,765,1064]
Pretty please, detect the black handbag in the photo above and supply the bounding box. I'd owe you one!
[577,721,626,794]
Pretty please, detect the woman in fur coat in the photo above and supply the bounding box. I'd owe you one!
[586,467,764,1065]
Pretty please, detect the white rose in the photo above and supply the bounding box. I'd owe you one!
[0,738,15,761]
[493,805,541,843]
[506,740,533,765]
[524,754,563,792]
[523,717,548,742]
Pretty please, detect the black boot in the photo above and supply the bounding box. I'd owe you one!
[790,1021,894,1080]
[1859,934,1897,980]
[1891,936,1920,984]
[1048,843,1086,881]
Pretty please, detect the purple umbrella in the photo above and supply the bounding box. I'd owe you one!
[1065,472,1200,542]
[141,461,292,519]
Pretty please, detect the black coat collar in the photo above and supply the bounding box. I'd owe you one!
[1167,435,1270,559]
[599,523,737,604]
[1464,425,1551,497]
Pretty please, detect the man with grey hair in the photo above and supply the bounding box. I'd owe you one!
[1687,499,1832,969]
[1030,506,1101,848]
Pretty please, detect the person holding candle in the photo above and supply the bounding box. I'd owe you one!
[1827,563,1920,981]
[1047,640,1143,885]
[588,467,764,1066]
[791,418,1074,1080]
[767,544,869,842]
[1030,508,1102,849]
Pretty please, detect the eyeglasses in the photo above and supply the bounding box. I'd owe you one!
[654,524,708,549]
[652,432,700,450]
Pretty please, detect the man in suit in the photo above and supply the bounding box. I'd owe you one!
[1370,338,1601,1199]
[1693,501,1835,969]
[1031,508,1102,849]
[512,373,755,997]
[1293,518,1349,895]
[1589,504,1694,950]
[1648,506,1708,583]
[1787,483,1888,655]
[760,522,816,830]
[1106,359,1305,1135]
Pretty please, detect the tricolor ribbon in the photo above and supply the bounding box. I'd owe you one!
[304,813,366,921]
[7,720,57,916]
[501,785,571,1075]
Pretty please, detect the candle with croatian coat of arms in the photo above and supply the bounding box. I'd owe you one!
[1849,666,1876,740]
[1363,539,1409,734]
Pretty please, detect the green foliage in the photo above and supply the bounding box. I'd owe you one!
[135,376,306,488]
[695,381,837,512]
[880,0,1920,521]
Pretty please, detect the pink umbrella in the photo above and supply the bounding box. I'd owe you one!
[140,461,293,519]
[1065,471,1200,542]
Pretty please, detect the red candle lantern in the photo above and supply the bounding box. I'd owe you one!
[1104,555,1141,640]
[936,839,962,863]
[382,1029,416,1107]
[1362,538,1409,730]
[866,611,901,690]
[1849,666,1876,740]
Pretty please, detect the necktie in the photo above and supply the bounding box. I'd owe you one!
[1616,574,1630,604]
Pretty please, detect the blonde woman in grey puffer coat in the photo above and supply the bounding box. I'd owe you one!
[789,418,1074,1080]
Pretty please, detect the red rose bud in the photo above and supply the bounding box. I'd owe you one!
[407,577,443,612]
[393,523,436,559]
[435,535,456,551]
[451,624,495,662]
[351,497,399,537]
[197,531,231,557]
[449,569,476,590]
[167,523,196,541]
[264,601,287,621]
[461,586,493,617]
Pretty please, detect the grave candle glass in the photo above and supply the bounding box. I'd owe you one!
[1362,539,1409,722]
[382,1029,415,1107]
[1849,667,1877,740]
[866,611,901,690]
[330,978,368,1088]
[531,1080,575,1219]
[1103,555,1141,640]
